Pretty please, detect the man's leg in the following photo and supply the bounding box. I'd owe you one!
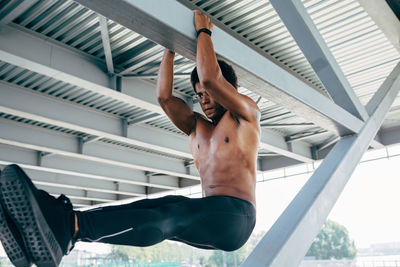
[76,195,190,246]
[0,164,256,267]
[76,195,256,251]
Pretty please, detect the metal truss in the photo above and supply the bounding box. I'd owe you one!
[0,24,314,164]
[243,62,400,267]
[0,0,399,264]
[75,0,365,136]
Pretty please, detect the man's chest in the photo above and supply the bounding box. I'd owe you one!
[189,115,240,163]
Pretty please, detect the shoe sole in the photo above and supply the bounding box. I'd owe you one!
[0,166,63,267]
[0,199,30,267]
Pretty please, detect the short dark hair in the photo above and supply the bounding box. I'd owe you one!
[190,59,238,93]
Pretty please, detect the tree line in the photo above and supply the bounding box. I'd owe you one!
[107,220,356,265]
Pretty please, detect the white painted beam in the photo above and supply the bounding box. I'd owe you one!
[258,156,303,172]
[74,0,364,136]
[0,145,181,190]
[242,63,400,267]
[357,0,400,53]
[98,15,114,74]
[260,130,312,163]
[0,119,199,181]
[0,24,314,162]
[380,126,400,146]
[0,82,192,159]
[0,24,163,113]
[269,0,369,121]
[0,77,313,163]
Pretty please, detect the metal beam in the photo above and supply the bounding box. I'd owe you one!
[380,126,400,146]
[98,15,114,74]
[74,0,364,136]
[0,24,335,162]
[261,123,314,129]
[0,82,192,159]
[128,113,162,125]
[0,119,200,181]
[269,0,369,121]
[124,73,191,79]
[285,130,329,143]
[0,146,180,190]
[242,63,400,267]
[0,77,313,163]
[0,24,163,113]
[357,0,400,53]
[258,156,303,172]
[37,185,133,205]
[260,130,312,163]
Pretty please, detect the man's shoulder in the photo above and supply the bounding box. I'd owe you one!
[189,112,210,136]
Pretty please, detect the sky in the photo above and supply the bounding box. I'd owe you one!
[253,143,400,249]
[1,144,400,257]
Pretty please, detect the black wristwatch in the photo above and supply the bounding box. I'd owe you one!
[197,28,212,37]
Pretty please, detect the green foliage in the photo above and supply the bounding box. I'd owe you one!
[208,249,243,267]
[109,241,208,264]
[109,230,266,266]
[306,220,357,260]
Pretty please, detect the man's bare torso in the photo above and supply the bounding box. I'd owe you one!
[189,111,260,206]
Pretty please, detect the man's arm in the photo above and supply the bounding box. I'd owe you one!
[194,11,260,122]
[157,49,196,135]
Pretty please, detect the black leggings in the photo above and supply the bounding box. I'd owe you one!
[75,195,256,251]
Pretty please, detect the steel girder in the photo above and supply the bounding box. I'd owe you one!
[242,63,400,267]
[74,0,364,136]
[0,144,182,191]
[0,81,192,159]
[0,24,162,113]
[0,25,313,163]
[269,0,369,122]
[0,119,199,180]
[357,0,400,53]
[98,15,114,74]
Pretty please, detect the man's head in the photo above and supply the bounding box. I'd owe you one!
[190,60,238,121]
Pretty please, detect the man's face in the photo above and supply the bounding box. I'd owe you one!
[195,83,225,121]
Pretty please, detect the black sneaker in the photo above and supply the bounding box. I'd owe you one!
[0,165,76,267]
[0,171,32,267]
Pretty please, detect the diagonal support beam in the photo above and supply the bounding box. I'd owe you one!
[98,15,114,74]
[242,63,400,267]
[357,0,400,53]
[269,0,369,121]
[74,0,364,136]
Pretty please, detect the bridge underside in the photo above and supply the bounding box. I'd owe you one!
[0,0,399,266]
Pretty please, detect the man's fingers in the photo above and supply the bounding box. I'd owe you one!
[193,9,213,31]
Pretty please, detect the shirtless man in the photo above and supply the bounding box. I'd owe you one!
[0,11,260,267]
